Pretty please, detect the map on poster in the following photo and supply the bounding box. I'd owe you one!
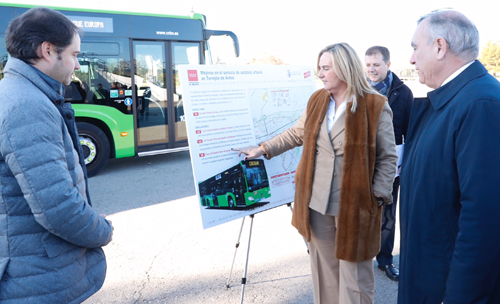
[178,65,317,229]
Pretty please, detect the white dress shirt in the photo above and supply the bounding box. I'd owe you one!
[327,96,346,132]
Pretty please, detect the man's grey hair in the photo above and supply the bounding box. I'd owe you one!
[418,10,479,62]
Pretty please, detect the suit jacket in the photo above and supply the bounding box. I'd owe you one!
[399,60,500,304]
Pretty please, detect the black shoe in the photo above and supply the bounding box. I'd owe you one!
[378,264,399,281]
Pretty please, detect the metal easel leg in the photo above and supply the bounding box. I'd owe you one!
[240,214,254,304]
[226,217,246,289]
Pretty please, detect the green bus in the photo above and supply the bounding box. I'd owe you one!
[0,3,239,176]
[198,159,271,209]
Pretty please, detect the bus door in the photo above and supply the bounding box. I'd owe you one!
[133,40,200,153]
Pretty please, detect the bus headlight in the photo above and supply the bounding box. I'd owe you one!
[248,197,255,201]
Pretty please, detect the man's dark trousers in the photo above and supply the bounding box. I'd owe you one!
[376,176,399,266]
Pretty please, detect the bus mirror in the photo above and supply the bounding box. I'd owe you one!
[204,30,240,57]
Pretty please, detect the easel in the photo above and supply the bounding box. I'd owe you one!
[225,203,309,304]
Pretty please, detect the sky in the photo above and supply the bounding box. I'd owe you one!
[4,0,500,70]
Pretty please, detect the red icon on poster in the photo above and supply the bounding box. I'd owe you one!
[188,70,199,82]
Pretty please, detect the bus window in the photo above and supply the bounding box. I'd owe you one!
[172,42,200,142]
[134,41,168,146]
[204,41,213,65]
[71,39,132,114]
[81,42,120,56]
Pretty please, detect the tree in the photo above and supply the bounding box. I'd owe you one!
[214,55,226,65]
[248,53,286,65]
[479,40,500,76]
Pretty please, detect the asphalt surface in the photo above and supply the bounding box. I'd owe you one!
[83,151,400,304]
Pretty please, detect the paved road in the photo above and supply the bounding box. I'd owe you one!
[83,151,399,304]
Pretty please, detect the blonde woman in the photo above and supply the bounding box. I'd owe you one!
[234,43,397,303]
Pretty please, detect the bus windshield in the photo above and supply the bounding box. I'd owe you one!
[243,161,270,192]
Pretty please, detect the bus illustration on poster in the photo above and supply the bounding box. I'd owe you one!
[179,65,317,229]
[198,159,271,209]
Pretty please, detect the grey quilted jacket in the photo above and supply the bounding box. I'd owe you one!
[0,58,113,303]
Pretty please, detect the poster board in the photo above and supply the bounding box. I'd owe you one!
[179,65,316,228]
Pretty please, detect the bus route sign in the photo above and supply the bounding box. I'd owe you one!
[180,65,317,229]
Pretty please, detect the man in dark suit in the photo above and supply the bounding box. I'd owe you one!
[399,9,500,303]
[365,46,413,282]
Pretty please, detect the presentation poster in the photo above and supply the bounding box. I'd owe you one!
[179,65,316,229]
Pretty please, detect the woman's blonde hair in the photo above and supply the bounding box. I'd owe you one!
[317,43,380,112]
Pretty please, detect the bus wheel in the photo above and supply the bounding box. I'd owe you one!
[228,197,235,208]
[77,122,110,177]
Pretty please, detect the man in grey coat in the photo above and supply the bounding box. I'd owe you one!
[0,7,113,303]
